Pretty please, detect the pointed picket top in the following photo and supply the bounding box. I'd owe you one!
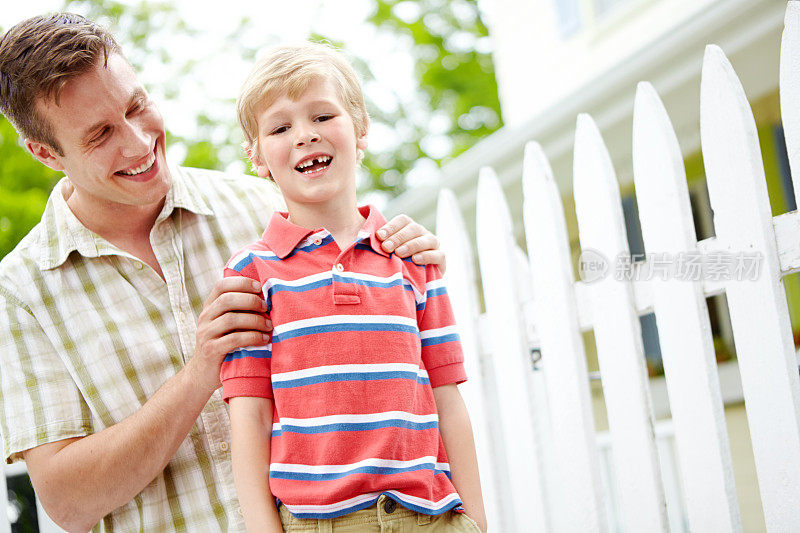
[475,166,549,532]
[573,113,668,532]
[633,81,741,533]
[522,141,607,532]
[573,114,631,258]
[435,188,503,529]
[781,0,800,207]
[701,43,800,529]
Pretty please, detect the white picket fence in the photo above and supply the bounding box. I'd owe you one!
[437,2,800,532]
[4,4,800,533]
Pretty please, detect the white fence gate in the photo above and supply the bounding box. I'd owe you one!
[437,2,800,532]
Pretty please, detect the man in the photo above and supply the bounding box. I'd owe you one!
[0,13,444,532]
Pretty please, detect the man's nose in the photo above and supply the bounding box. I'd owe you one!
[120,120,151,157]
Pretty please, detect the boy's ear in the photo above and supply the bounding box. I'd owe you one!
[246,146,271,179]
[25,139,65,172]
[356,128,368,152]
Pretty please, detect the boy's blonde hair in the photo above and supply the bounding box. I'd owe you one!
[237,42,369,155]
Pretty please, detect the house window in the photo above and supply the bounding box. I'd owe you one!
[552,0,583,38]
[592,0,636,18]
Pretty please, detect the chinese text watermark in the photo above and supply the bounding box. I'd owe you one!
[578,249,763,283]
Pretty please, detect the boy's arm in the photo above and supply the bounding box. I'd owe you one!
[433,384,487,532]
[229,397,283,532]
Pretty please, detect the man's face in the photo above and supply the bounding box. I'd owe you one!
[251,78,367,215]
[28,53,170,221]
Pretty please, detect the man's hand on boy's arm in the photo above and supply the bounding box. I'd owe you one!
[230,397,284,532]
[377,214,446,272]
[193,277,272,392]
[433,384,488,532]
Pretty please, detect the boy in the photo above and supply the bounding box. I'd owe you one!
[222,43,487,532]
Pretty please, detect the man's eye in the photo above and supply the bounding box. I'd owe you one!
[92,128,110,144]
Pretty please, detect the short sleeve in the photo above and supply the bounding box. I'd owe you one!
[416,265,467,388]
[220,252,273,402]
[0,290,92,463]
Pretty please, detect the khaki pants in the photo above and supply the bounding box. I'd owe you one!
[279,495,481,532]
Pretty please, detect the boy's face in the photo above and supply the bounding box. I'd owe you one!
[250,78,367,214]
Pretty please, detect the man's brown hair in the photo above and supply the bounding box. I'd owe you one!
[0,12,120,155]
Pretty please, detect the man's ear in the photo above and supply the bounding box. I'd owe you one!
[24,139,65,171]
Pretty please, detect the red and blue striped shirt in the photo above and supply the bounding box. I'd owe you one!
[221,205,467,519]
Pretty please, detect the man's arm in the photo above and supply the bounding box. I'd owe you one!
[23,277,269,532]
[377,214,446,272]
[229,397,283,532]
[433,384,487,532]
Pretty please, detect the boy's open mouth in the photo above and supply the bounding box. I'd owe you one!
[295,155,332,174]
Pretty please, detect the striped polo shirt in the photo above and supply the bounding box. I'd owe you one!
[220,205,467,519]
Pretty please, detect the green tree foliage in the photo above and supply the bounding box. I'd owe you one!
[0,0,500,258]
[363,0,502,196]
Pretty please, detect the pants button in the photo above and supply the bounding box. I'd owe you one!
[384,499,397,514]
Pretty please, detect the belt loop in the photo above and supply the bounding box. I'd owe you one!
[317,517,333,533]
[417,512,432,525]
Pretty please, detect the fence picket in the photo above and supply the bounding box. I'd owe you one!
[572,113,668,532]
[700,44,800,529]
[781,0,800,206]
[521,141,606,532]
[475,167,549,532]
[435,189,504,531]
[632,81,741,532]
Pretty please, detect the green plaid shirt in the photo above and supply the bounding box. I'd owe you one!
[0,166,284,532]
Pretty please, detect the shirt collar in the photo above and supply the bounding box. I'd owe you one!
[36,164,213,270]
[262,204,389,259]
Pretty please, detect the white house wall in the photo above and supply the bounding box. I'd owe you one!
[386,0,785,245]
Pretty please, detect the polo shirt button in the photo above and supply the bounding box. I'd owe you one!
[134,261,143,270]
[384,499,397,514]
[236,507,243,516]
[336,263,344,272]
[218,441,229,452]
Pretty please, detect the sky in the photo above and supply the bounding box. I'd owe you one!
[0,0,424,195]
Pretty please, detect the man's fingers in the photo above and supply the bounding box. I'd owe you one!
[411,250,447,271]
[203,276,262,308]
[381,223,428,254]
[216,331,271,356]
[393,234,439,258]
[377,214,413,246]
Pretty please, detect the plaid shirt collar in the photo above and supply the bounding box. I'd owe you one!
[36,165,214,271]
[262,204,390,259]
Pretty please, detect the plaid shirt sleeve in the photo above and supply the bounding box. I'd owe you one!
[416,265,467,388]
[0,287,92,463]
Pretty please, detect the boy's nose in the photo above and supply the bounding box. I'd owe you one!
[295,130,320,147]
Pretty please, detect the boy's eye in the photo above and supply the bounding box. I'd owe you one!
[316,114,333,122]
[270,125,289,135]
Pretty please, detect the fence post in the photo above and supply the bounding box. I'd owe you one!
[521,141,607,531]
[701,44,800,529]
[475,167,550,532]
[572,113,668,532]
[436,189,505,531]
[632,81,741,532]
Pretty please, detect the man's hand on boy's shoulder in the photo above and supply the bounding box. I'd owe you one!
[377,214,446,273]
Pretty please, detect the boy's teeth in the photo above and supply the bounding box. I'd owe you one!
[297,155,331,170]
[119,153,156,175]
